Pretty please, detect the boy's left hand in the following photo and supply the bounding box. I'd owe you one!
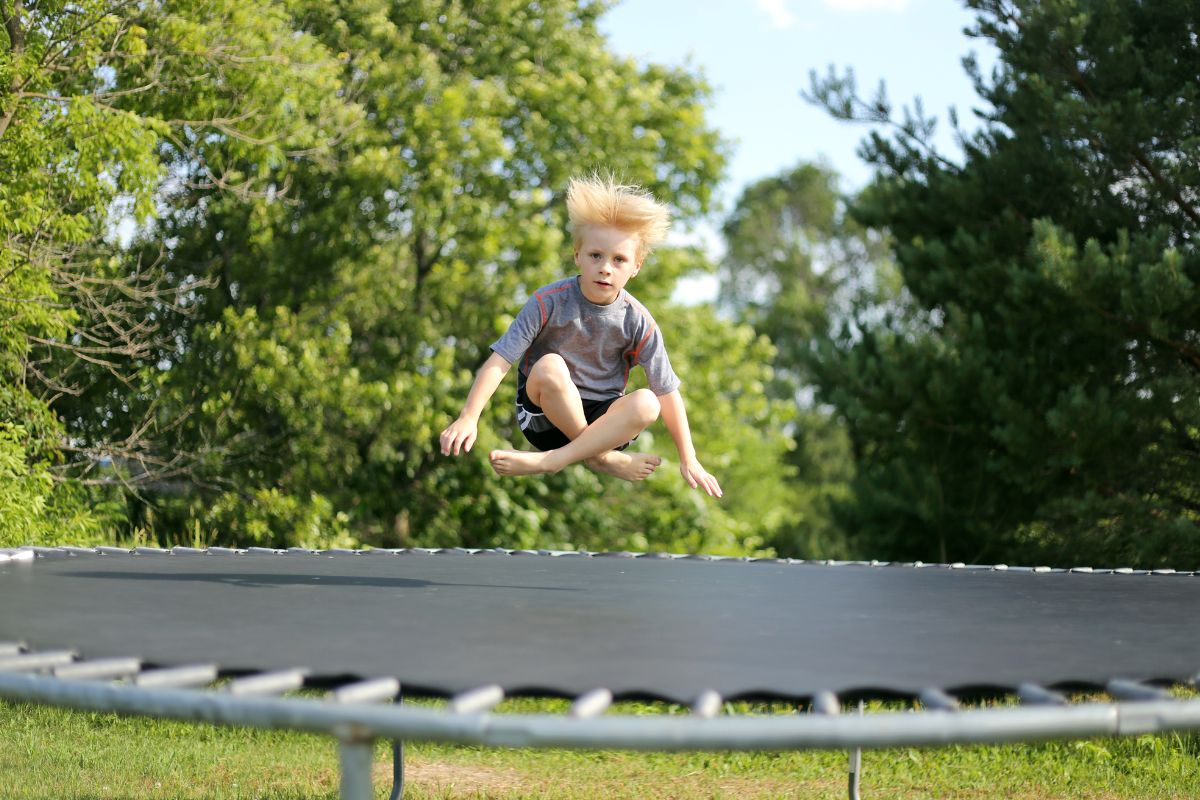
[680,458,722,498]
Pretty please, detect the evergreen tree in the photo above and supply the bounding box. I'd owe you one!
[807,0,1199,566]
[719,163,894,557]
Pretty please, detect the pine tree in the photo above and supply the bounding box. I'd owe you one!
[807,0,1199,566]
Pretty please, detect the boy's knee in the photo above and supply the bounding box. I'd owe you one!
[530,353,570,382]
[630,389,660,426]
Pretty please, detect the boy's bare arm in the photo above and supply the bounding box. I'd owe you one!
[658,390,723,498]
[440,352,512,456]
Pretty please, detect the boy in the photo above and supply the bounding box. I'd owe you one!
[439,174,722,499]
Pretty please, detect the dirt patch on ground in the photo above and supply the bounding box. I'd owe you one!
[375,759,529,797]
[374,758,842,799]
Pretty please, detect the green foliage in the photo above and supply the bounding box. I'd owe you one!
[1,0,354,544]
[0,0,793,553]
[806,0,1200,566]
[0,424,107,547]
[717,163,892,558]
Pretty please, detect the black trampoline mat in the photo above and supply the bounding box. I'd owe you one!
[2,551,1199,702]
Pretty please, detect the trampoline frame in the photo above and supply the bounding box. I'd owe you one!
[4,545,1200,799]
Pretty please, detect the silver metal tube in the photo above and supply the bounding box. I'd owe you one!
[570,689,613,719]
[337,737,375,800]
[811,692,840,716]
[8,671,1200,751]
[1017,683,1067,706]
[450,685,504,714]
[848,699,864,800]
[918,688,960,712]
[133,664,218,689]
[331,678,400,705]
[1107,679,1170,702]
[53,658,142,681]
[0,650,76,672]
[224,669,307,697]
[692,690,723,719]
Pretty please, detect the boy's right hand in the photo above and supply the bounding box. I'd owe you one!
[439,416,478,456]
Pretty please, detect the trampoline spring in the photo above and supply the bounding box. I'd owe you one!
[918,688,960,712]
[206,547,243,555]
[170,547,208,555]
[449,685,505,714]
[0,642,26,656]
[132,664,219,689]
[224,669,309,696]
[1017,683,1068,707]
[97,546,133,556]
[0,650,77,672]
[810,691,840,716]
[53,658,142,682]
[1106,679,1171,702]
[330,678,401,705]
[569,688,613,719]
[691,690,723,719]
[133,547,170,556]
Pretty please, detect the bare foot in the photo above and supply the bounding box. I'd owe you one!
[489,449,558,476]
[585,451,662,482]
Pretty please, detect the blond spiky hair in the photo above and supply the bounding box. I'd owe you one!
[566,173,671,262]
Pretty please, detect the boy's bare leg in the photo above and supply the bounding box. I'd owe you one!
[492,389,661,478]
[521,356,661,481]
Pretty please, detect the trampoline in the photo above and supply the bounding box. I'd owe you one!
[3,545,1200,799]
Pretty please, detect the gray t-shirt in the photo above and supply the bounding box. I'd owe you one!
[490,276,681,400]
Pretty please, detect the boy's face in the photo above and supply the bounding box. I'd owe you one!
[574,225,642,305]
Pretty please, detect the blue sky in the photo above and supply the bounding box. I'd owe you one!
[599,0,998,212]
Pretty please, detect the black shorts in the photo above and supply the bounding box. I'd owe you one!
[515,371,631,452]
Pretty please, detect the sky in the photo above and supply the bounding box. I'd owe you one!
[597,0,999,298]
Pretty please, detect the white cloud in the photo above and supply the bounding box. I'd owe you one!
[756,0,796,29]
[822,0,911,10]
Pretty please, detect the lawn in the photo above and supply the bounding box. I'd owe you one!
[4,696,1199,799]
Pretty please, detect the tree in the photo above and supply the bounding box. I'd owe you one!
[83,0,791,554]
[719,163,895,558]
[806,0,1199,566]
[1,0,352,543]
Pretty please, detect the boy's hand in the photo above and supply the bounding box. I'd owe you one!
[440,416,478,456]
[680,457,723,498]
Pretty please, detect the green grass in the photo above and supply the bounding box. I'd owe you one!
[4,695,1200,799]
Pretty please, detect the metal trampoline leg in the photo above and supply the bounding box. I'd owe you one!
[388,689,405,800]
[389,739,405,800]
[338,735,375,800]
[848,699,864,800]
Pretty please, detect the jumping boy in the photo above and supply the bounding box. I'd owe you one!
[439,174,722,499]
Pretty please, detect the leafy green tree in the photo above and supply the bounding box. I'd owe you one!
[806,0,1199,566]
[98,0,790,553]
[0,0,355,544]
